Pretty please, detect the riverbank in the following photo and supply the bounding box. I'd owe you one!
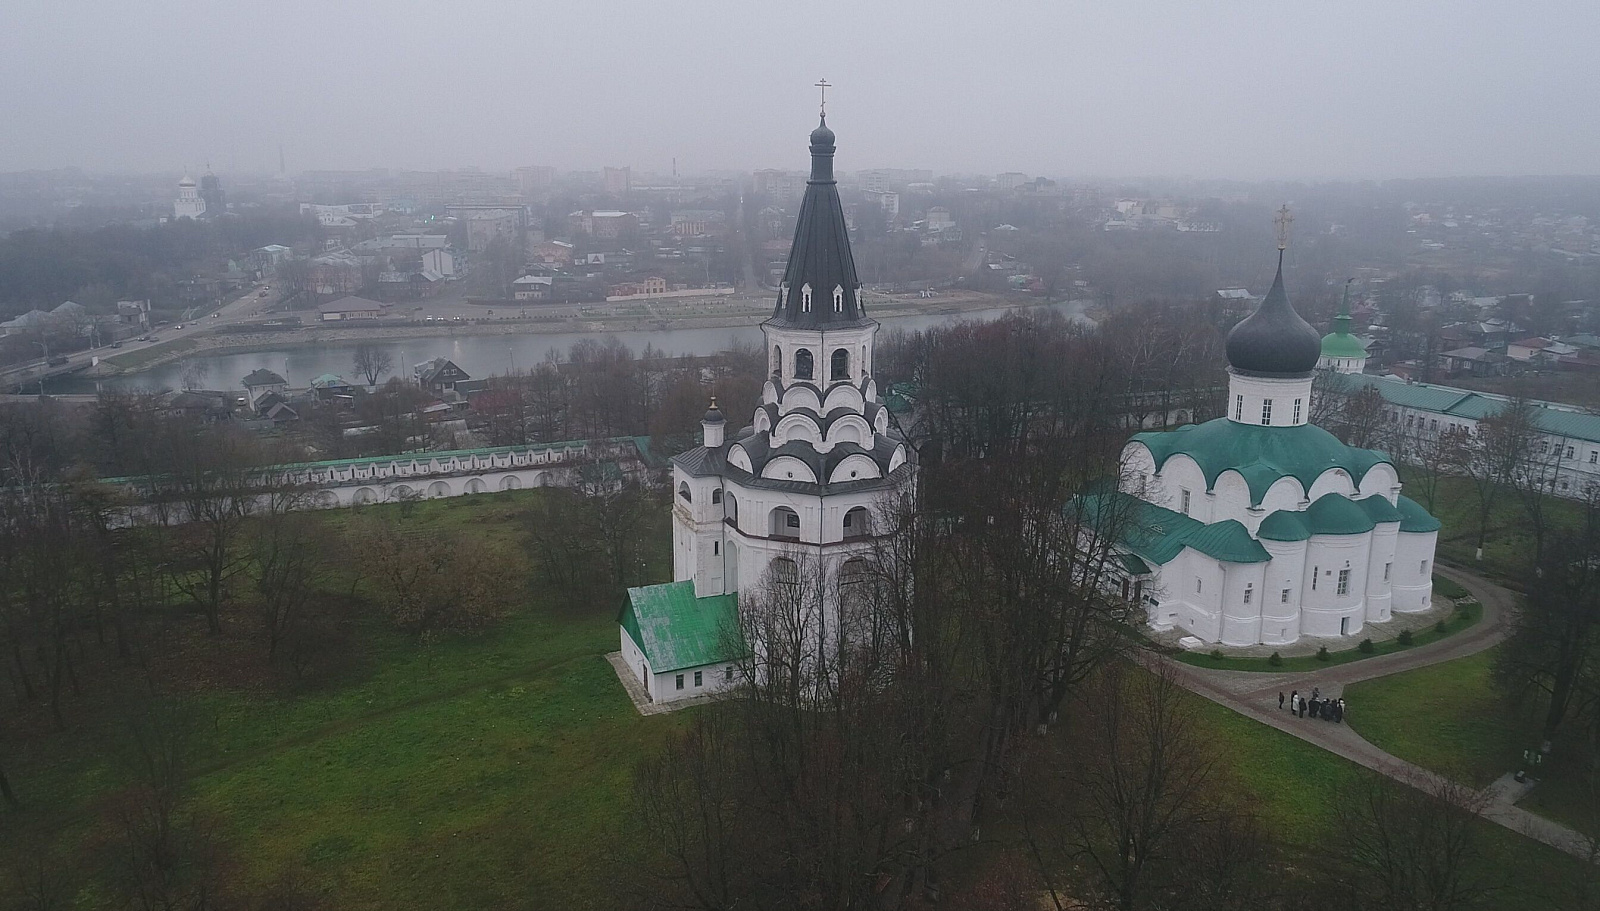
[96,290,1050,376]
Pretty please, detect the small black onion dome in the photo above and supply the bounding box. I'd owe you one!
[1225,259,1322,377]
[703,396,725,424]
[810,115,835,149]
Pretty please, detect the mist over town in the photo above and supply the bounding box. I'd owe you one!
[3,3,1600,909]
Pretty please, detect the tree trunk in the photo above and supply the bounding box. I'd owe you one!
[0,762,17,809]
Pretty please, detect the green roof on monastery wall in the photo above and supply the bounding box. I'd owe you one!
[1129,419,1392,507]
[619,581,741,673]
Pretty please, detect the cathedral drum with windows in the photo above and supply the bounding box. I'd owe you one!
[1108,228,1440,647]
[618,112,915,703]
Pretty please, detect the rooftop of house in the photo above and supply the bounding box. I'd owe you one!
[618,580,741,673]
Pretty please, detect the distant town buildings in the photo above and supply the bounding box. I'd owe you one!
[603,166,631,195]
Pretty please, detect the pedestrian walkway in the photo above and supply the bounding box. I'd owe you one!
[1164,564,1594,860]
[604,651,720,716]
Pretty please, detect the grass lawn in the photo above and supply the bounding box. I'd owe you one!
[1173,601,1481,673]
[1345,645,1600,842]
[0,490,683,909]
[1185,683,1584,909]
[1343,649,1529,787]
[1400,473,1585,583]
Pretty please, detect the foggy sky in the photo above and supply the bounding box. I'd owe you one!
[4,1,1597,180]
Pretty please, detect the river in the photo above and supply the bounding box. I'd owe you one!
[60,301,1091,393]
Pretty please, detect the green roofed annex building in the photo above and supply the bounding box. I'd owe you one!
[618,582,741,702]
[1113,225,1440,647]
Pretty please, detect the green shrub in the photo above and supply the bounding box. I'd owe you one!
[1316,646,1330,662]
[1435,619,1448,634]
[1398,629,1414,646]
[1358,638,1374,654]
[1432,575,1470,600]
[1210,649,1224,661]
[1268,651,1283,667]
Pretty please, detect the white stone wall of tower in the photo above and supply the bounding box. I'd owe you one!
[1225,371,1315,427]
[1364,520,1399,623]
[764,323,877,390]
[1392,530,1438,612]
[1259,538,1307,644]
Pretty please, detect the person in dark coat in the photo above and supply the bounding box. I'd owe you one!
[1280,691,1286,710]
[1309,698,1320,719]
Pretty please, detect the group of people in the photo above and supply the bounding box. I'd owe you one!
[1281,687,1345,723]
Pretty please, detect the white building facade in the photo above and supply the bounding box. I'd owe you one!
[1113,248,1439,647]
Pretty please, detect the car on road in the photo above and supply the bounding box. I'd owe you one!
[47,355,68,366]
[110,341,122,348]
[259,290,269,297]
[175,324,183,329]
[212,312,220,318]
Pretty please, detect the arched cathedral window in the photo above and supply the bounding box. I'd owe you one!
[831,348,849,381]
[795,349,814,380]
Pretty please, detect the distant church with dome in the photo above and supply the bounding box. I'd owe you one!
[618,109,915,704]
[1111,216,1439,647]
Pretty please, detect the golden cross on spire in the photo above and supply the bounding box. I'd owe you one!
[815,78,831,116]
[1274,204,1293,251]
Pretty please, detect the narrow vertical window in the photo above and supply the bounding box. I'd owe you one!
[1235,394,1244,421]
[1243,584,1253,604]
[694,671,703,687]
[1261,398,1273,425]
[1195,578,1203,594]
[1180,488,1191,515]
[1293,398,1302,422]
[675,674,685,690]
[1281,588,1290,603]
[1337,569,1350,596]
[1312,567,1319,590]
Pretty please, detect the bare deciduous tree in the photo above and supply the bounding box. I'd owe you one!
[351,343,393,387]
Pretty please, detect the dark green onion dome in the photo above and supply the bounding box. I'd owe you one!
[770,114,869,329]
[1396,494,1442,533]
[1225,255,1322,377]
[1304,492,1376,535]
[1257,509,1311,542]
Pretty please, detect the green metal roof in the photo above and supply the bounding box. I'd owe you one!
[1320,330,1368,359]
[1396,495,1442,533]
[1129,418,1392,507]
[1115,553,1152,576]
[619,581,741,673]
[1357,494,1403,524]
[1257,509,1310,541]
[1348,374,1600,445]
[1084,492,1271,566]
[1304,492,1376,535]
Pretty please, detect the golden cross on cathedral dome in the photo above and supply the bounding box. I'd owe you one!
[815,78,831,116]
[1275,204,1294,251]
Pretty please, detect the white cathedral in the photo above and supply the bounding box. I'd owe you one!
[1110,232,1440,647]
[619,113,915,704]
[174,175,207,220]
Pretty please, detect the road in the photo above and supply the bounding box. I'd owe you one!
[1164,565,1593,858]
[1,283,286,390]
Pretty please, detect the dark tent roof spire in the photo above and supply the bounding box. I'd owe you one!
[770,107,867,329]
